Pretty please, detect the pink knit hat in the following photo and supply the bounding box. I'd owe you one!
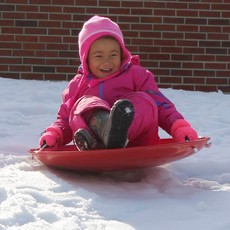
[78,15,131,76]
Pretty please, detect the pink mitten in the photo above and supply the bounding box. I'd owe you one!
[39,130,59,150]
[171,119,198,142]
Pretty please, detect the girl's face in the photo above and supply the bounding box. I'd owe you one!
[88,37,122,78]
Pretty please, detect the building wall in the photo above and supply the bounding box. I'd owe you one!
[0,0,230,92]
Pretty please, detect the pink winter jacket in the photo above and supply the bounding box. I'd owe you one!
[49,57,184,146]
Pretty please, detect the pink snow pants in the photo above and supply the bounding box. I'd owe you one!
[69,92,159,147]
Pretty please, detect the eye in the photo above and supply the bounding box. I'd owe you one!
[111,53,118,57]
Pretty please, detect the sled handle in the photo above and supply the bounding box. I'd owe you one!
[35,142,48,153]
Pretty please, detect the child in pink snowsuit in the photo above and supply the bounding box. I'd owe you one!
[39,15,198,151]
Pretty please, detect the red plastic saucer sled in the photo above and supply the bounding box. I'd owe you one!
[29,137,210,172]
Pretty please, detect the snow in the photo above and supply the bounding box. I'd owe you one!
[0,77,230,230]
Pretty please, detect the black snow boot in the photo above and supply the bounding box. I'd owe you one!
[74,128,105,151]
[89,99,135,149]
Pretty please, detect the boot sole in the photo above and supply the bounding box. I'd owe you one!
[107,99,135,149]
[74,129,95,151]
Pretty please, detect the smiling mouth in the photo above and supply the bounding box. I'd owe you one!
[100,68,112,73]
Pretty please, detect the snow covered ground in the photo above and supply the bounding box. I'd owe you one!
[0,77,230,230]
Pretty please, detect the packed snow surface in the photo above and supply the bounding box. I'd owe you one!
[0,77,230,230]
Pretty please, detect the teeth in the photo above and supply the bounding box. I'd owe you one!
[101,68,111,72]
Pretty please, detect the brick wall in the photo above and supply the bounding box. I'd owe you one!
[0,0,230,92]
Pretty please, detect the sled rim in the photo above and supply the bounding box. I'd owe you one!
[29,136,210,172]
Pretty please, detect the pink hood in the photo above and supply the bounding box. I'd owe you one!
[78,15,132,78]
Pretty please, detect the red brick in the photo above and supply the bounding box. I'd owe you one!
[205,63,227,70]
[56,66,75,73]
[29,0,52,4]
[22,43,46,50]
[183,62,203,69]
[109,8,130,15]
[0,4,15,11]
[12,50,35,57]
[184,77,205,84]
[160,61,181,69]
[86,7,107,14]
[122,1,143,7]
[188,3,210,10]
[160,76,182,84]
[2,27,23,34]
[154,24,176,31]
[52,0,75,5]
[163,32,184,39]
[99,0,119,7]
[177,25,199,32]
[177,40,198,47]
[39,21,61,27]
[63,6,85,14]
[0,57,22,64]
[199,10,220,17]
[222,11,230,18]
[154,39,176,47]
[185,33,206,40]
[161,47,182,53]
[40,5,62,12]
[118,16,140,23]
[48,29,70,36]
[36,50,58,58]
[207,33,229,40]
[23,58,45,65]
[185,18,207,25]
[50,13,72,21]
[0,65,9,71]
[131,8,152,15]
[16,5,38,12]
[15,35,39,42]
[177,10,198,17]
[206,78,228,85]
[3,12,25,19]
[212,3,230,10]
[46,59,68,65]
[166,2,187,9]
[163,17,184,24]
[0,34,15,41]
[209,18,230,25]
[0,19,14,27]
[149,53,170,61]
[0,73,20,79]
[171,54,193,61]
[206,48,227,55]
[200,26,222,33]
[144,2,166,8]
[194,70,215,77]
[0,50,11,56]
[154,9,175,16]
[132,38,153,46]
[171,69,193,76]
[46,43,69,50]
[10,65,31,72]
[0,42,22,49]
[184,47,205,54]
[194,55,215,62]
[216,55,230,62]
[131,23,153,32]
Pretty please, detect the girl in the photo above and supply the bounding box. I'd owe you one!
[39,15,198,151]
